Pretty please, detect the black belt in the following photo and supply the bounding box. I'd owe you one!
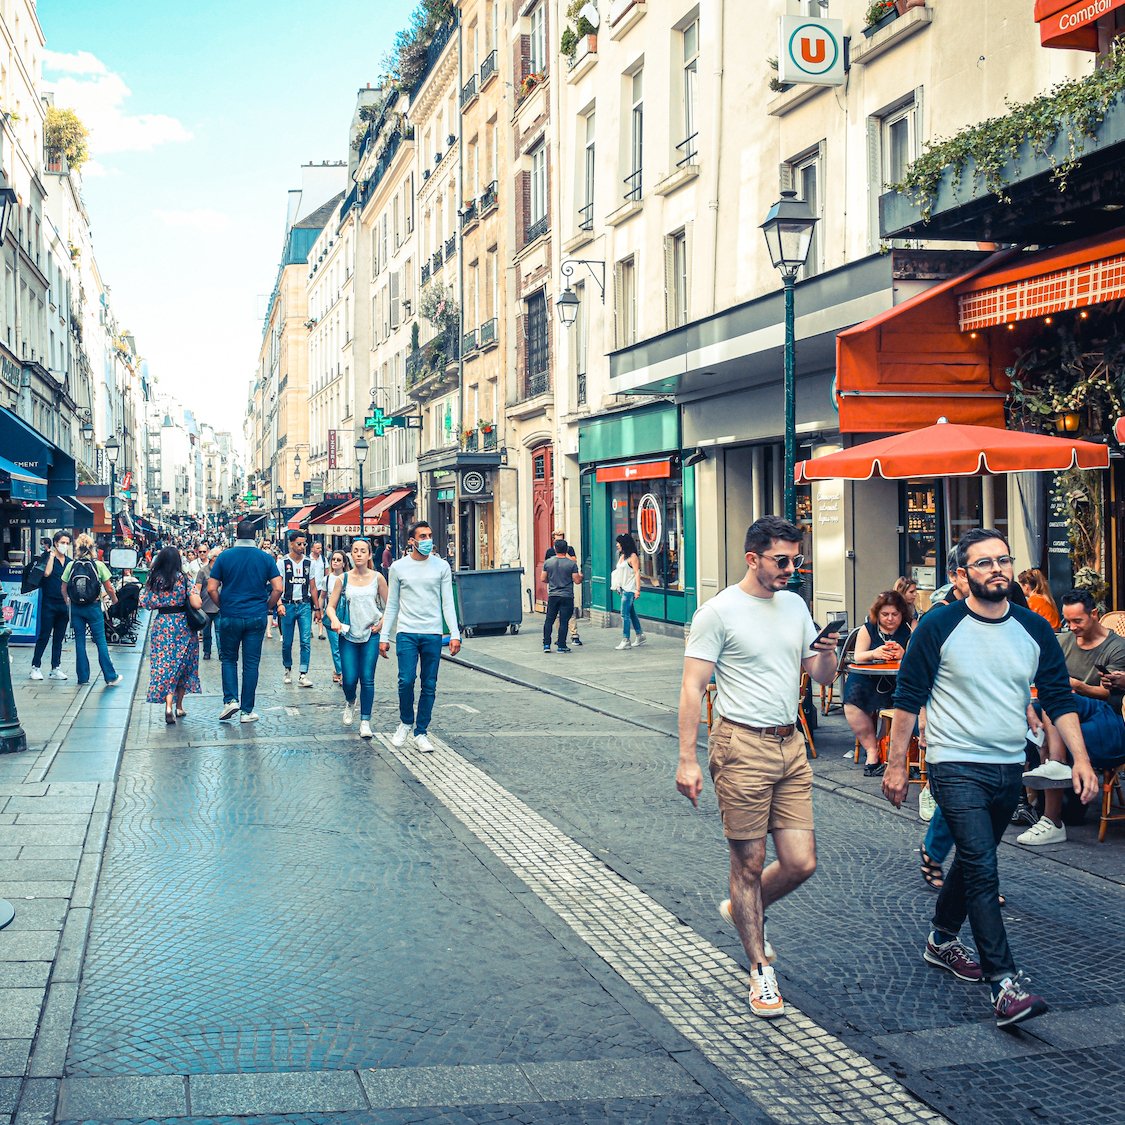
[718,715,796,738]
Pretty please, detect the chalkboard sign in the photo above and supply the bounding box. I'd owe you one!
[1046,471,1073,604]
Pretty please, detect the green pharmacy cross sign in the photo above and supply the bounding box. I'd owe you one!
[365,407,420,437]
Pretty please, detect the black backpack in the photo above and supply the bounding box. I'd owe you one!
[68,559,102,606]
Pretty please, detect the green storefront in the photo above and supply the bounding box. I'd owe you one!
[578,403,697,628]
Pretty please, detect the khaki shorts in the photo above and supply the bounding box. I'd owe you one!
[708,716,814,840]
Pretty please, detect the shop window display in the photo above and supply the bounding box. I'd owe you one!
[609,477,683,591]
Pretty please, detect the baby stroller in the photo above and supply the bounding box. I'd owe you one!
[105,579,141,645]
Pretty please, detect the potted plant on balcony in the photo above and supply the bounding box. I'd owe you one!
[863,0,897,36]
[478,418,494,433]
[895,0,926,13]
[519,71,544,99]
[561,1,597,63]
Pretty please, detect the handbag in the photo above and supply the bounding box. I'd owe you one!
[182,602,208,632]
[21,555,47,593]
[610,559,627,592]
[336,573,351,628]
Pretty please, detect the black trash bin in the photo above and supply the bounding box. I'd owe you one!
[452,567,525,637]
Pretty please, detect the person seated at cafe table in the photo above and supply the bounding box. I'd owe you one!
[844,590,913,778]
[1021,588,1125,845]
[1018,567,1060,630]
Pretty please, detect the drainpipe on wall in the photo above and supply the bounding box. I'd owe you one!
[704,0,725,316]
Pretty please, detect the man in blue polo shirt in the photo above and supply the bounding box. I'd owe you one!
[207,520,283,723]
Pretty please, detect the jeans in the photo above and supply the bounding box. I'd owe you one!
[340,633,380,719]
[70,602,118,685]
[928,761,1024,981]
[543,595,574,648]
[621,591,643,639]
[280,601,313,673]
[202,612,221,659]
[1068,692,1125,768]
[396,632,443,735]
[924,804,955,865]
[219,615,267,714]
[33,599,69,669]
[327,627,342,676]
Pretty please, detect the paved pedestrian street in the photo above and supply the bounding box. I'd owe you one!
[2,626,1123,1124]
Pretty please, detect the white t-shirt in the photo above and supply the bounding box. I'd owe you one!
[685,585,818,727]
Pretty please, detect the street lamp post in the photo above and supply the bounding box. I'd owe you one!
[105,435,120,543]
[274,485,284,539]
[354,437,369,539]
[760,190,818,591]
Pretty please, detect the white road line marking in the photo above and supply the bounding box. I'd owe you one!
[441,703,480,713]
[383,734,946,1125]
[285,707,301,716]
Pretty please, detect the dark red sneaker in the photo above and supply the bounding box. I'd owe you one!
[994,972,1049,1028]
[924,934,983,982]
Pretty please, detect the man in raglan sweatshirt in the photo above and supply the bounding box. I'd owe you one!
[379,519,461,753]
[884,528,1098,1029]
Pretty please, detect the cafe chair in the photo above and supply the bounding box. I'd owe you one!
[1099,611,1125,638]
[1098,764,1125,842]
[820,627,862,715]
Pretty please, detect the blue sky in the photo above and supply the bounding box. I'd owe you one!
[38,0,413,440]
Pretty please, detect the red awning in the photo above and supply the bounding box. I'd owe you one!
[307,501,353,535]
[835,251,1017,434]
[312,489,412,536]
[957,228,1125,329]
[1035,0,1125,50]
[287,504,316,530]
[594,459,672,483]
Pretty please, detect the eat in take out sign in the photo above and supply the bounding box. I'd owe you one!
[778,15,845,87]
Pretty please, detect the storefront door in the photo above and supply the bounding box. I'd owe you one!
[532,444,554,604]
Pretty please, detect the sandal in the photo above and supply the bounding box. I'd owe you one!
[175,708,187,717]
[164,707,176,725]
[920,844,944,890]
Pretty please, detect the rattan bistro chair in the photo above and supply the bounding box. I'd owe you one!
[820,627,862,715]
[1099,610,1125,638]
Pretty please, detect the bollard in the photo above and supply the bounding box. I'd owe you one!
[0,591,28,755]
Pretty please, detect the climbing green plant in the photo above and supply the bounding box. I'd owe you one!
[894,42,1125,221]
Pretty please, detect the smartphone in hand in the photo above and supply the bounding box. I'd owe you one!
[812,614,848,649]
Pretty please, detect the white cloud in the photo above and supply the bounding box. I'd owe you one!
[42,52,192,156]
[154,208,233,233]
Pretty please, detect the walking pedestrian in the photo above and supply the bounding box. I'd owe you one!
[324,550,349,684]
[29,531,72,681]
[309,541,328,639]
[327,539,388,740]
[195,548,221,660]
[884,528,1098,1028]
[676,515,840,1019]
[277,530,321,687]
[541,538,582,653]
[612,533,646,649]
[379,519,461,753]
[61,533,122,688]
[141,547,202,724]
[544,528,583,645]
[207,520,283,723]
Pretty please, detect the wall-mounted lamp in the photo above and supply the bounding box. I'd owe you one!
[556,258,606,328]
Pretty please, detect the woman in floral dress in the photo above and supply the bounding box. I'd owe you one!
[141,547,202,724]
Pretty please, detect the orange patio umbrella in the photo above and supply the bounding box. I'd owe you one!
[795,418,1110,482]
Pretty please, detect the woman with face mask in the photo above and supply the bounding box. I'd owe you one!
[326,539,387,739]
[324,550,350,684]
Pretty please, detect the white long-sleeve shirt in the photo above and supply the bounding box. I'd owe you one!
[381,554,460,641]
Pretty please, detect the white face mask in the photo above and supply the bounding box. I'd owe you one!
[58,543,71,556]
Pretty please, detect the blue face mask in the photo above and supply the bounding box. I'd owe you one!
[417,539,434,557]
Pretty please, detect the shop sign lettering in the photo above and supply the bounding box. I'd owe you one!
[778,16,845,87]
[0,356,19,388]
[637,493,662,556]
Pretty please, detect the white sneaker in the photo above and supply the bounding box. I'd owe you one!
[359,720,373,740]
[105,676,123,687]
[1022,761,1073,789]
[719,899,777,963]
[391,722,411,748]
[342,703,354,726]
[283,670,292,685]
[918,785,937,823]
[749,965,785,1018]
[48,668,68,681]
[632,633,647,647]
[1017,815,1067,846]
[414,732,435,753]
[299,673,312,688]
[219,701,240,721]
[615,639,630,650]
[240,711,260,724]
[29,668,43,681]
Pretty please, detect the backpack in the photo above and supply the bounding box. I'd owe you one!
[68,559,102,606]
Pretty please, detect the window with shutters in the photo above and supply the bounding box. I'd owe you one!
[867,93,921,248]
[665,229,689,329]
[371,226,379,277]
[390,271,400,329]
[524,290,549,398]
[381,214,389,268]
[783,142,824,278]
[615,256,637,347]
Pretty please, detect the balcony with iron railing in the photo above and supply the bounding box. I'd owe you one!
[480,50,497,87]
[479,317,498,349]
[524,368,550,399]
[460,74,478,110]
[405,325,460,399]
[445,234,457,259]
[460,198,478,230]
[479,180,498,214]
[676,132,699,167]
[578,202,593,231]
[525,214,548,245]
[421,261,431,285]
[432,247,444,273]
[577,372,587,406]
[623,168,642,201]
[462,328,478,355]
[482,426,497,451]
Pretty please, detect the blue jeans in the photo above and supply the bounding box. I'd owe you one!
[219,615,267,714]
[202,612,220,658]
[327,628,342,676]
[340,633,380,719]
[928,761,1024,981]
[924,804,955,865]
[70,602,118,685]
[33,599,69,669]
[621,591,642,639]
[396,632,443,735]
[280,601,313,674]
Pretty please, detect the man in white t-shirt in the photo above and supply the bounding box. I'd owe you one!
[677,515,840,1019]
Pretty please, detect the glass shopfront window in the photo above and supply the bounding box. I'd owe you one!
[609,476,683,591]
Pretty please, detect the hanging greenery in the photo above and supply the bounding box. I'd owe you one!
[1058,467,1105,590]
[419,280,458,331]
[894,42,1125,221]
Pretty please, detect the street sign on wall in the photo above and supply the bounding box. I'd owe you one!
[778,16,846,86]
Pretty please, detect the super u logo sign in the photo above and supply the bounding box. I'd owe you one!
[778,16,845,87]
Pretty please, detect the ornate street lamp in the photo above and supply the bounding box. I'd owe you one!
[354,436,369,539]
[105,434,121,536]
[274,485,284,536]
[760,189,818,590]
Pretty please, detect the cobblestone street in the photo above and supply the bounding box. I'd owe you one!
[1,621,1123,1123]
